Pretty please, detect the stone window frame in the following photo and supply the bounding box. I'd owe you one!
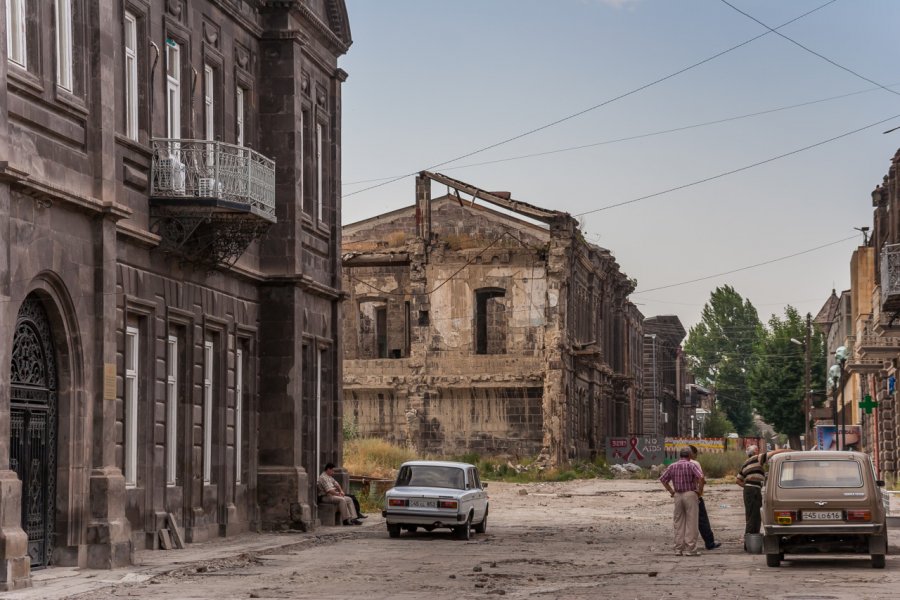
[124,324,140,488]
[165,333,179,487]
[122,7,142,142]
[54,0,74,92]
[6,0,28,68]
[202,338,215,485]
[234,58,254,148]
[356,297,389,359]
[234,327,256,490]
[300,104,313,218]
[474,287,507,355]
[234,345,244,485]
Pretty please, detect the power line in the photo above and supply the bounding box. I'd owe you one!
[344,82,895,187]
[342,0,839,199]
[574,112,900,217]
[632,234,858,294]
[719,0,900,101]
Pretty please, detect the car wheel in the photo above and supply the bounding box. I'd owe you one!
[765,553,781,568]
[423,525,435,532]
[474,509,488,534]
[454,514,472,541]
[387,524,401,538]
[871,554,886,569]
[404,525,418,533]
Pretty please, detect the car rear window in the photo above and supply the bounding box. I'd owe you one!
[396,465,465,489]
[777,460,863,488]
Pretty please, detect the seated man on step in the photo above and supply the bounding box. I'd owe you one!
[317,462,362,526]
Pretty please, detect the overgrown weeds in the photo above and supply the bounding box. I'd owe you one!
[696,451,746,478]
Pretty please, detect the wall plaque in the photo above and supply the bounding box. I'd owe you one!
[103,363,116,401]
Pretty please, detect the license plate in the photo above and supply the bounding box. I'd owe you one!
[409,499,436,509]
[802,511,842,520]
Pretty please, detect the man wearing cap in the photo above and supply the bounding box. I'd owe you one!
[736,445,788,550]
[659,447,706,556]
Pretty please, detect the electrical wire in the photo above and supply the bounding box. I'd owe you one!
[342,0,839,199]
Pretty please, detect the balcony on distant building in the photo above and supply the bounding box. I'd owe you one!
[149,139,276,267]
[880,243,900,312]
[844,338,886,374]
[855,333,900,358]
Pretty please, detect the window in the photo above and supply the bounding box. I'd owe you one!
[203,341,213,484]
[234,348,243,485]
[315,348,323,478]
[124,13,138,140]
[125,327,139,487]
[316,123,324,222]
[204,65,214,142]
[165,40,181,140]
[475,288,507,355]
[55,0,74,90]
[6,0,26,68]
[236,87,245,147]
[166,335,178,486]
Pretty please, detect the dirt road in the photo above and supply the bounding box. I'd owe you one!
[60,479,899,599]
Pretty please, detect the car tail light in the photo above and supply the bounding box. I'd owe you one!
[388,498,408,507]
[438,500,458,509]
[775,510,796,525]
[847,510,871,522]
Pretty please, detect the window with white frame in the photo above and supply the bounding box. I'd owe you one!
[236,87,245,147]
[203,341,214,484]
[125,327,139,487]
[165,40,181,140]
[6,0,26,68]
[315,347,324,478]
[55,0,74,91]
[204,65,214,141]
[166,335,178,486]
[234,348,243,485]
[316,123,324,222]
[124,12,138,140]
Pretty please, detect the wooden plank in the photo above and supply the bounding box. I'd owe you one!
[158,529,174,550]
[167,512,186,549]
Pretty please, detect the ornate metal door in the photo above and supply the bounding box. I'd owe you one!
[9,297,57,569]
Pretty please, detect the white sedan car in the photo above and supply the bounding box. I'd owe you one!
[382,461,489,540]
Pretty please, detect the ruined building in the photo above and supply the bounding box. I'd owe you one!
[641,316,687,437]
[0,1,350,588]
[342,172,642,465]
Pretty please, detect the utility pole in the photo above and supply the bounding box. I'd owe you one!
[804,313,812,450]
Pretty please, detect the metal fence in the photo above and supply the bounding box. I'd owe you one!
[150,139,276,221]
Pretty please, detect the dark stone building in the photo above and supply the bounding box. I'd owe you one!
[0,0,350,588]
[341,172,642,465]
[641,316,687,437]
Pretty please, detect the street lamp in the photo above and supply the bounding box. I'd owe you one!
[830,346,850,450]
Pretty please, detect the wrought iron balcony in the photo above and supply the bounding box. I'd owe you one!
[148,139,276,267]
[880,243,900,312]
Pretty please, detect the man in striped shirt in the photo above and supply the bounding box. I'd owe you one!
[736,445,789,550]
[659,447,705,556]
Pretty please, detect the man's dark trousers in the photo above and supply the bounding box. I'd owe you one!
[743,484,762,535]
[698,497,715,548]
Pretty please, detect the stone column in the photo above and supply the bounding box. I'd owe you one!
[85,0,131,568]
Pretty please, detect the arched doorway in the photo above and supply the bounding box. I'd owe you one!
[9,296,58,569]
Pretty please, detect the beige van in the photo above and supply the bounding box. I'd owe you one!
[761,451,888,568]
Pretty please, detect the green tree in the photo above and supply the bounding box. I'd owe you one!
[684,285,763,435]
[747,306,826,450]
[701,405,735,438]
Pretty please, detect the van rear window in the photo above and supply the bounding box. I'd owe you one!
[778,460,863,488]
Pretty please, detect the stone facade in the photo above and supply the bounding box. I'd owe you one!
[342,172,642,465]
[0,0,350,588]
[641,316,686,437]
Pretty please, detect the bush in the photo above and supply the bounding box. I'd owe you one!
[342,437,418,480]
[697,451,747,479]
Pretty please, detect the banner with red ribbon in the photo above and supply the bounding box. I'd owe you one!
[606,436,665,467]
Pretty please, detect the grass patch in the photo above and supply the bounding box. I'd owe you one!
[343,437,419,480]
[697,451,747,479]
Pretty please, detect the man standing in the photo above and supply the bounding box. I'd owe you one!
[317,463,362,526]
[736,445,788,550]
[659,447,705,556]
[689,445,721,550]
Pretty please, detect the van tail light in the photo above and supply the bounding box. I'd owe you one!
[439,500,458,509]
[775,510,796,525]
[388,498,408,507]
[847,510,871,522]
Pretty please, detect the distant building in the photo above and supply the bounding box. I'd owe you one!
[0,0,351,588]
[341,172,642,465]
[642,316,687,437]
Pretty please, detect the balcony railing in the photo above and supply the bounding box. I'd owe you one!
[880,244,900,311]
[149,139,276,222]
[856,333,900,357]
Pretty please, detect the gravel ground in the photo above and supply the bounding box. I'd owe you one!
[26,479,900,599]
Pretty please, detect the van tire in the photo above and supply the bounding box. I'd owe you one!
[871,554,885,569]
[765,553,781,567]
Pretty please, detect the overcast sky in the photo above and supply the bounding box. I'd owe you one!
[339,0,900,331]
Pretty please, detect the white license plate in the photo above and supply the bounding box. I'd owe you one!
[409,499,436,509]
[802,511,843,520]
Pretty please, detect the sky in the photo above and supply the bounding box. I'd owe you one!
[338,0,900,333]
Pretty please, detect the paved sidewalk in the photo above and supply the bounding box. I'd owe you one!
[0,521,374,600]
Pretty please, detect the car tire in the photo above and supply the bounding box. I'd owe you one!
[765,553,781,568]
[454,514,472,541]
[387,524,401,538]
[474,509,488,534]
[404,525,418,533]
[871,554,886,569]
